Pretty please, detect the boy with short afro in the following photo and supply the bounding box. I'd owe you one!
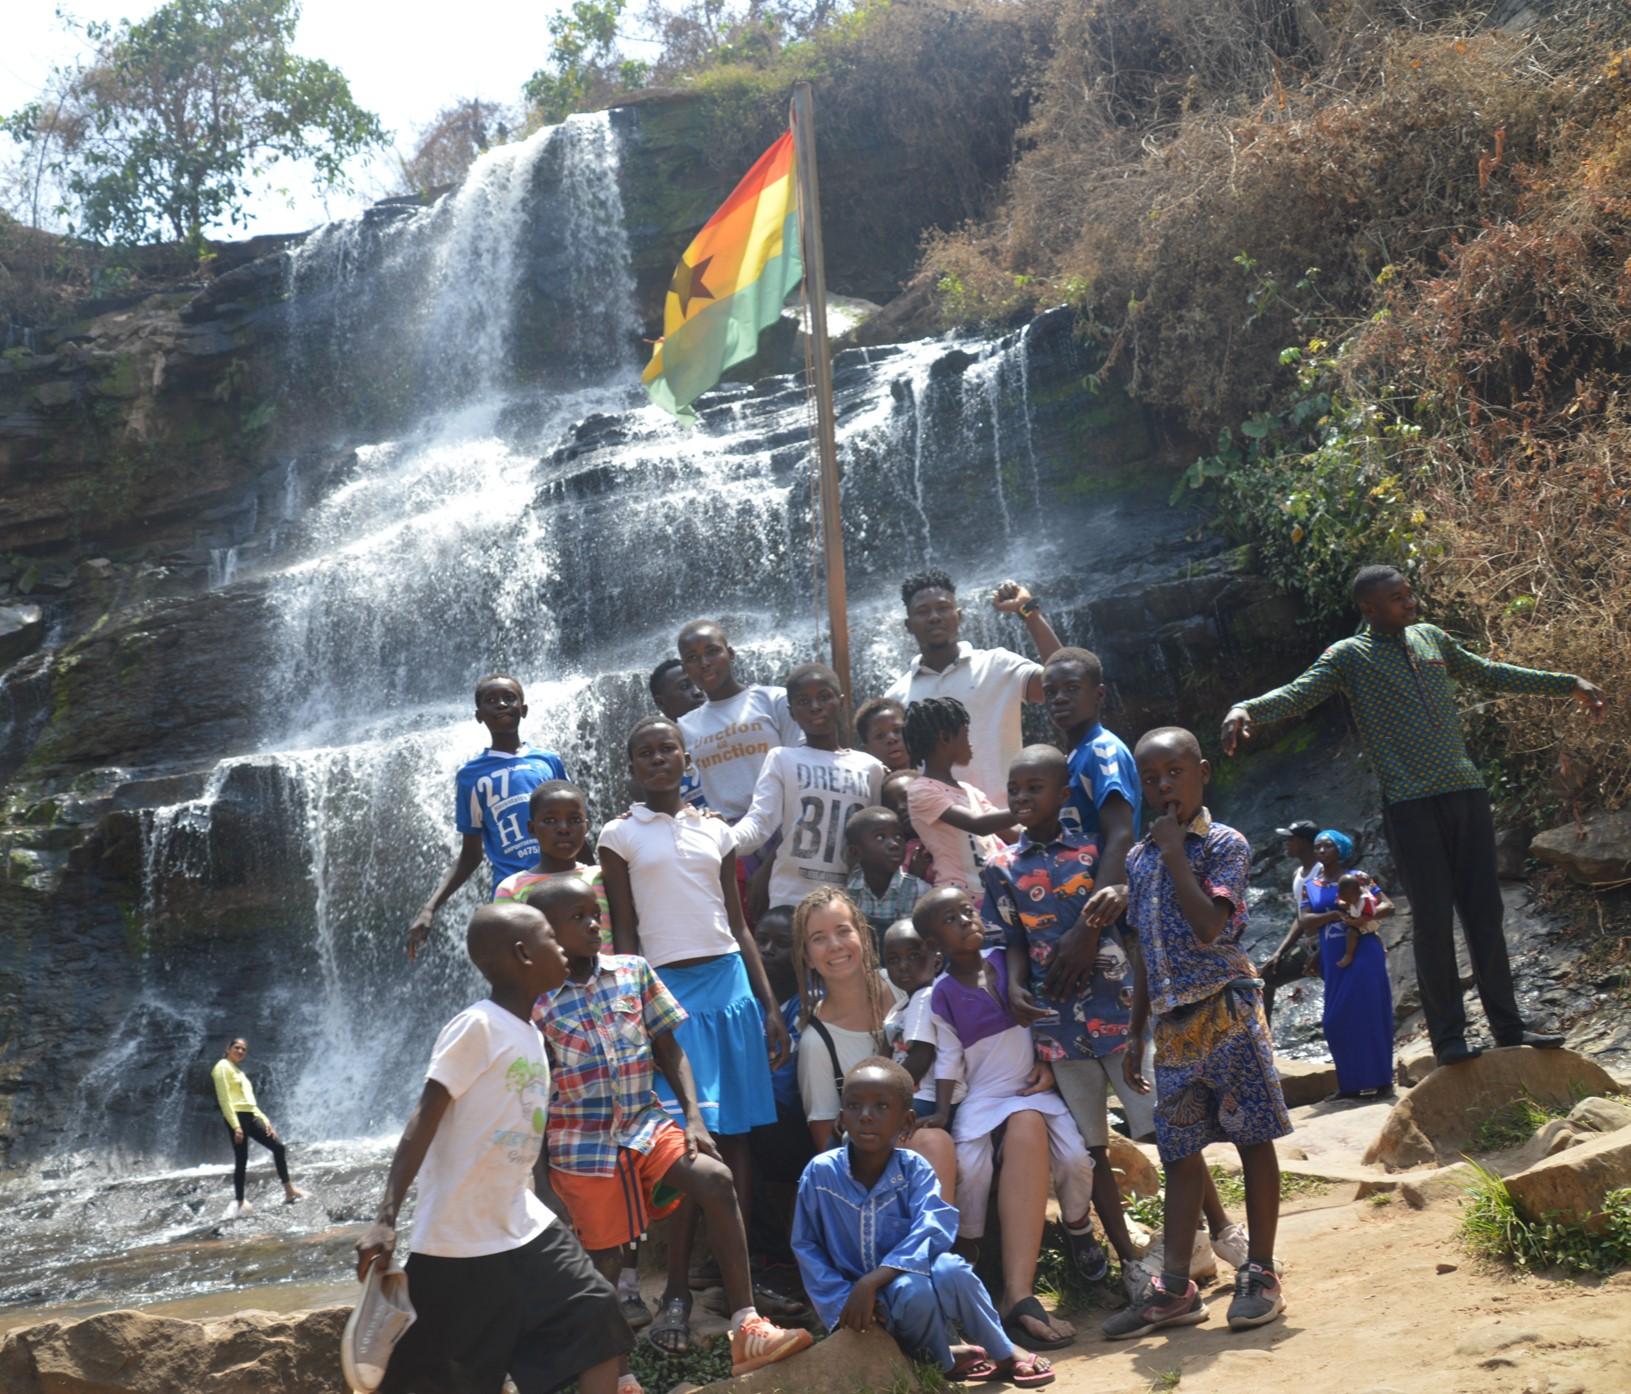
[353,901,630,1394]
[1105,728,1290,1340]
[792,1058,1053,1387]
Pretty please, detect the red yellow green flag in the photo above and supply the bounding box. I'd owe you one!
[642,131,803,421]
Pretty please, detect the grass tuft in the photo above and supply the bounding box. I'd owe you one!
[1470,1094,1567,1153]
[1459,1162,1631,1274]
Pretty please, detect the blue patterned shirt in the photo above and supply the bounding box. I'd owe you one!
[1124,810,1256,1017]
[537,954,688,1176]
[980,827,1135,1060]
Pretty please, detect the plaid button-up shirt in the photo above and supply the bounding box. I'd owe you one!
[537,954,688,1177]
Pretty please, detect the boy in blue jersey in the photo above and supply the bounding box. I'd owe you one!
[1037,648,1140,996]
[407,674,569,960]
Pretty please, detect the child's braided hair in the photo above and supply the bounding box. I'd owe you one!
[904,696,970,767]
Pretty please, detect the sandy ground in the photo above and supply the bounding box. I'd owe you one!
[1040,1188,1631,1394]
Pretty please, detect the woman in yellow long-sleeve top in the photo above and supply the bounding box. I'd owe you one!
[210,1037,306,1218]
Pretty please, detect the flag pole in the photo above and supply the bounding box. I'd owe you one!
[790,82,853,717]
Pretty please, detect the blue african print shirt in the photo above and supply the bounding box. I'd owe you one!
[1239,622,1577,807]
[1124,810,1257,1017]
[455,745,570,887]
[980,827,1135,1060]
[1062,723,1141,844]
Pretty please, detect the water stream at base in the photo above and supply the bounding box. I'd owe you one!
[1,109,1320,1314]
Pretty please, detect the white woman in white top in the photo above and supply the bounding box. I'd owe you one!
[789,887,957,1203]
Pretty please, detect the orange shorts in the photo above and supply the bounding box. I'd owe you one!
[550,1121,689,1252]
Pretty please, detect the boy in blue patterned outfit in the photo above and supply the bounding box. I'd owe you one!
[1105,727,1290,1341]
[792,1058,1054,1388]
[984,745,1148,1285]
[407,674,569,960]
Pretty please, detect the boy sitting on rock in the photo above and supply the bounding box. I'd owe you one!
[791,1058,1053,1387]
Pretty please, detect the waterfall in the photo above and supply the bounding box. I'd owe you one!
[113,111,1087,1162]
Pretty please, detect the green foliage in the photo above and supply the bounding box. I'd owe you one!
[1168,264,1438,629]
[5,0,385,247]
[1470,1093,1568,1153]
[1459,1163,1631,1275]
[524,0,636,124]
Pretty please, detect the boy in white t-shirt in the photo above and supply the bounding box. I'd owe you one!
[676,619,803,820]
[879,917,965,1124]
[353,902,631,1394]
[731,663,887,909]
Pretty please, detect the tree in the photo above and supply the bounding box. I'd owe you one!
[397,99,516,196]
[2,0,386,247]
[524,0,648,125]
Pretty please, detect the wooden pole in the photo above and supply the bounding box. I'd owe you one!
[790,82,853,715]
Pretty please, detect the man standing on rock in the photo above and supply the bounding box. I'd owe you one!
[1220,565,1606,1068]
[885,571,1061,804]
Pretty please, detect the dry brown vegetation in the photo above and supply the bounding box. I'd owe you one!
[923,0,1631,816]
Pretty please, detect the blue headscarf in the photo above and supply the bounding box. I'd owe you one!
[1316,828,1355,865]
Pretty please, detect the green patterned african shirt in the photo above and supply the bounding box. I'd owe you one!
[1238,623,1578,806]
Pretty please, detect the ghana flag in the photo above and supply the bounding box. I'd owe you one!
[642,131,802,421]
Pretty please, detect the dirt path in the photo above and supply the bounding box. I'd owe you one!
[1041,1191,1631,1394]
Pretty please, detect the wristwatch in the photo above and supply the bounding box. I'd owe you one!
[1018,597,1041,618]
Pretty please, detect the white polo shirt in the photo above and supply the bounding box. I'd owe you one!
[884,642,1042,803]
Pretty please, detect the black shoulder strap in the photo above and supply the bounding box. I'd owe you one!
[806,1016,846,1102]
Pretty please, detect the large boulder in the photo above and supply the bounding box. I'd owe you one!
[1506,1125,1631,1230]
[694,1326,915,1394]
[1529,811,1631,886]
[0,1305,347,1394]
[1362,1047,1620,1171]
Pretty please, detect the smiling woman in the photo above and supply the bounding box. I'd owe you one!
[209,1037,307,1218]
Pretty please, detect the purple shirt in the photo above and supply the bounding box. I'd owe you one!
[929,950,1018,1050]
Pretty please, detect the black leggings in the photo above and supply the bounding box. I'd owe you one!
[228,1112,289,1201]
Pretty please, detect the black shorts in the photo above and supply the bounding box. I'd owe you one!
[380,1221,633,1394]
[750,1100,816,1186]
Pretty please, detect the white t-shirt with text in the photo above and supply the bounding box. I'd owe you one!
[411,999,555,1258]
[731,746,887,908]
[679,685,804,820]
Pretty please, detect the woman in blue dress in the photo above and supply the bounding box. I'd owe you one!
[1298,829,1396,1098]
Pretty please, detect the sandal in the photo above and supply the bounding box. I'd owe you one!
[1002,1353,1055,1389]
[1001,1297,1074,1351]
[647,1296,691,1355]
[946,1347,999,1383]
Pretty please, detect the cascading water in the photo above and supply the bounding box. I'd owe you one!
[3,107,1148,1315]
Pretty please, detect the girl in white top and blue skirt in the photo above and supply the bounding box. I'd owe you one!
[598,715,793,1350]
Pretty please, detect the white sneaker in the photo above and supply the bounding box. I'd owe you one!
[342,1261,417,1393]
[238,1199,254,1217]
[1130,1228,1217,1285]
[1210,1221,1249,1269]
[222,1200,241,1220]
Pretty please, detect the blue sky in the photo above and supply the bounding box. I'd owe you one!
[1,0,637,238]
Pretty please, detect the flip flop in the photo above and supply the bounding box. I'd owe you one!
[647,1296,691,1355]
[1002,1297,1074,1351]
[1004,1354,1055,1388]
[946,1347,998,1383]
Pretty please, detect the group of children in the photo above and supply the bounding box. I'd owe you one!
[353,573,1293,1394]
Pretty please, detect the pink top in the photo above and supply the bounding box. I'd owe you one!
[906,777,1006,892]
